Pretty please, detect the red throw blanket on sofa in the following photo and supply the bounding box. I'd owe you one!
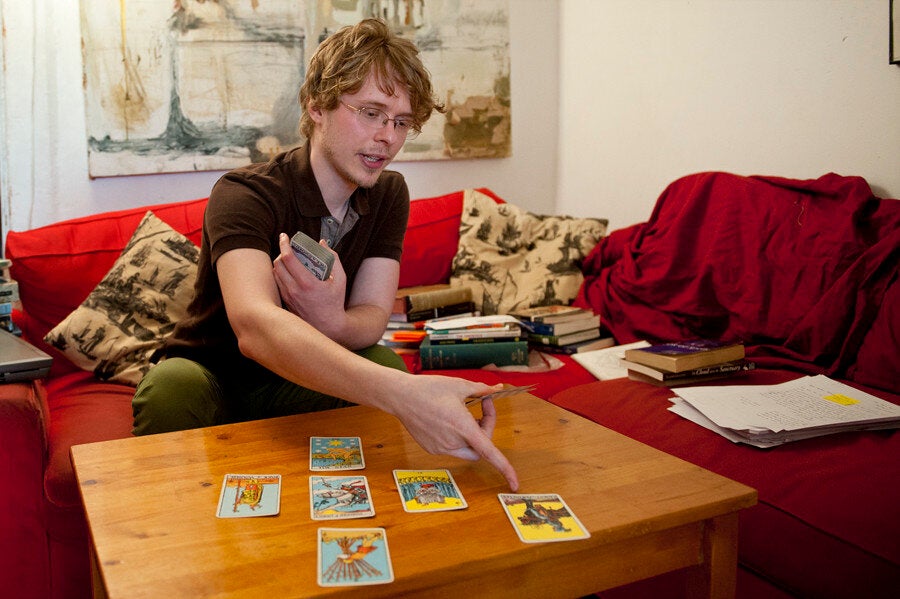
[575,171,900,393]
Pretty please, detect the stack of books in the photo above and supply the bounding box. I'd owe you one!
[418,315,528,369]
[382,285,477,353]
[511,305,610,354]
[620,339,753,386]
[0,259,21,335]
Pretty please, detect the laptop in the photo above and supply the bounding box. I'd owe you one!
[0,329,52,382]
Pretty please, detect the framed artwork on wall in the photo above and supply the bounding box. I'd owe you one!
[892,0,900,64]
[79,0,511,178]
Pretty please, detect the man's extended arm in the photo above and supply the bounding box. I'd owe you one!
[217,243,519,491]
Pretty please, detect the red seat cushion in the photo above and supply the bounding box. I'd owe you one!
[399,188,504,289]
[547,371,900,598]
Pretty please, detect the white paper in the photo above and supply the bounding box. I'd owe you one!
[572,340,651,380]
[671,375,900,445]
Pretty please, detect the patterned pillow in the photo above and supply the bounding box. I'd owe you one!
[450,189,607,315]
[44,211,199,385]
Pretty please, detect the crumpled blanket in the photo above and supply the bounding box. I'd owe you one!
[575,171,900,392]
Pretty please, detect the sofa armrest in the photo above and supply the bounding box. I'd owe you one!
[0,380,51,591]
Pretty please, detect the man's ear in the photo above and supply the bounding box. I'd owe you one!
[307,99,324,124]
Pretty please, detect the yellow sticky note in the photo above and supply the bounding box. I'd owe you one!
[824,394,858,406]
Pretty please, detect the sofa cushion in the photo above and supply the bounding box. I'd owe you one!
[399,188,506,289]
[6,197,208,373]
[42,372,136,509]
[43,212,200,385]
[547,372,900,598]
[450,189,607,314]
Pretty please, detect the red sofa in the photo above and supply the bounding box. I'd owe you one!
[2,175,897,598]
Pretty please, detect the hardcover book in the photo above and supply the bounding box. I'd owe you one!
[509,305,591,324]
[418,337,528,370]
[623,340,745,373]
[528,328,602,347]
[536,336,615,355]
[393,284,473,314]
[524,313,600,336]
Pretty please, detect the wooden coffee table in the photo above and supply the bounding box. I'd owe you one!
[72,392,756,598]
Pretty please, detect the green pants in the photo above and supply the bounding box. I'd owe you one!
[132,344,407,436]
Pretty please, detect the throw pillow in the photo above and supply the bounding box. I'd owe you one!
[44,211,199,385]
[450,189,607,315]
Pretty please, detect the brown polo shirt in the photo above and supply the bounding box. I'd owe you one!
[163,144,410,374]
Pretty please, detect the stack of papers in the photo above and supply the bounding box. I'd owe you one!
[669,375,900,448]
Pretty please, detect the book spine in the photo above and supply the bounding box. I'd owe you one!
[405,286,473,312]
[628,360,756,381]
[526,316,599,336]
[418,340,529,369]
[528,328,600,346]
[428,336,524,345]
[401,301,476,323]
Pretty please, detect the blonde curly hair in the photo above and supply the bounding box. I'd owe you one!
[298,19,445,139]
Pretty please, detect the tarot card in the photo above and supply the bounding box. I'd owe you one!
[465,384,537,406]
[310,436,365,471]
[215,474,281,518]
[497,493,590,542]
[309,475,375,520]
[317,527,394,586]
[393,469,467,512]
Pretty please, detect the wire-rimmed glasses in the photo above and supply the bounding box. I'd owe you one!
[341,101,420,140]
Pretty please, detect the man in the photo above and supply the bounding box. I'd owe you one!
[132,19,518,490]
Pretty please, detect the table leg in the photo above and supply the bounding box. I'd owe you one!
[686,513,740,599]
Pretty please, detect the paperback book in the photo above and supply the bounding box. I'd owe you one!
[625,360,757,386]
[623,340,745,373]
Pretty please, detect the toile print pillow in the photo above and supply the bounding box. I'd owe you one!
[44,211,199,385]
[449,189,607,315]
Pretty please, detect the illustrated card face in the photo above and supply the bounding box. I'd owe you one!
[498,493,590,542]
[309,476,375,520]
[216,474,281,518]
[317,527,394,586]
[310,436,365,471]
[393,469,467,512]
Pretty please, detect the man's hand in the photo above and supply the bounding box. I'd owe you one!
[385,375,520,491]
[273,233,347,336]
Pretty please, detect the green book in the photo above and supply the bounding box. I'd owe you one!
[418,337,529,370]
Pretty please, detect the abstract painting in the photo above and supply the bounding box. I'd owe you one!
[79,0,510,177]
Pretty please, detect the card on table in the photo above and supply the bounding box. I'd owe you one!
[310,436,365,471]
[393,468,467,512]
[465,384,537,406]
[317,527,394,587]
[309,475,375,520]
[215,474,282,518]
[497,493,591,542]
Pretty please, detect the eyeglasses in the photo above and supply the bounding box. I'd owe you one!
[341,102,420,140]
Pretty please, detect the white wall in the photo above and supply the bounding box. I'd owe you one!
[0,0,559,237]
[559,0,900,230]
[2,1,898,239]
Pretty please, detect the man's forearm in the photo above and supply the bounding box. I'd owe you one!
[327,303,391,350]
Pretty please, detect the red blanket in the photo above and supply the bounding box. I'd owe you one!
[575,172,900,393]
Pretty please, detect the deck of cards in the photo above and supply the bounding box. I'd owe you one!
[214,429,590,588]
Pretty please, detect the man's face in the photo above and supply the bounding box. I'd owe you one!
[309,74,413,196]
